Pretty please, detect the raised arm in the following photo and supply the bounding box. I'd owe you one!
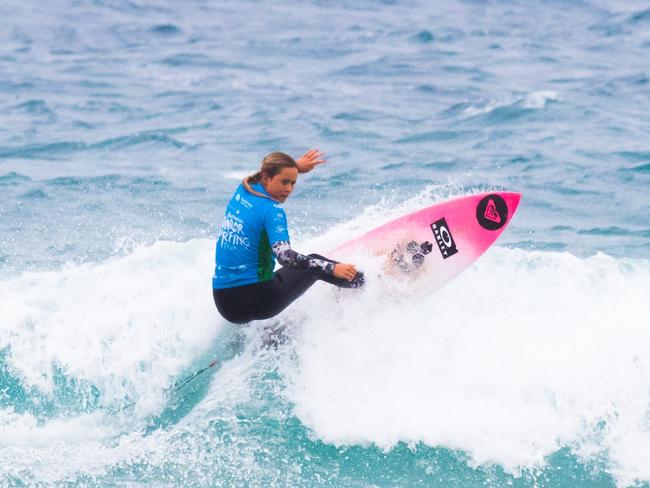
[296,149,327,174]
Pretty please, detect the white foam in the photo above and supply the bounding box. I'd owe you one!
[0,239,223,411]
[0,403,220,482]
[462,90,559,116]
[305,183,470,254]
[522,90,559,109]
[283,246,650,481]
[463,97,512,117]
[223,170,251,181]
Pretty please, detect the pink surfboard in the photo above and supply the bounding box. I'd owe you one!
[333,192,521,292]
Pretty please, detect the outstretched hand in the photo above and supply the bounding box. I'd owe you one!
[296,149,326,174]
[333,263,358,282]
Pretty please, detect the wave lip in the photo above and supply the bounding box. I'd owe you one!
[458,91,560,120]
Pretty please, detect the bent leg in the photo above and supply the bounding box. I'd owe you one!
[213,285,261,324]
[213,270,322,323]
[258,267,320,319]
[213,255,365,324]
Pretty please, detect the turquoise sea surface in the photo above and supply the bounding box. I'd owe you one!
[1,1,650,486]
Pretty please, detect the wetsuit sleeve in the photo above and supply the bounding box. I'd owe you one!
[271,241,335,274]
[264,207,335,274]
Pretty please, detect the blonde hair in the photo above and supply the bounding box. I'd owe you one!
[243,152,298,200]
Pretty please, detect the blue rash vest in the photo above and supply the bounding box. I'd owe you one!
[212,182,290,289]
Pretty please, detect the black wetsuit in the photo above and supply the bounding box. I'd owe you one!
[213,254,363,324]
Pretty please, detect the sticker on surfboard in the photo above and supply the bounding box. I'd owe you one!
[430,217,459,259]
[476,194,508,231]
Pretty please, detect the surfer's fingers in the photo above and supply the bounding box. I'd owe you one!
[309,150,327,164]
[297,149,326,172]
[346,265,357,280]
[333,262,357,280]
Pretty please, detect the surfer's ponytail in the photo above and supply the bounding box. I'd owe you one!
[244,152,298,199]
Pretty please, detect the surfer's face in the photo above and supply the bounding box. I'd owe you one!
[263,167,298,203]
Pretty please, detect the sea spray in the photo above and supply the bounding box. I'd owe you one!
[285,247,650,480]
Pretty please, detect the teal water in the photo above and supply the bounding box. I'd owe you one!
[1,1,650,486]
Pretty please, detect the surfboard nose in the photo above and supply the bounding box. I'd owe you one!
[502,192,522,221]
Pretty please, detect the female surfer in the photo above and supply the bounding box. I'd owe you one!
[212,150,364,324]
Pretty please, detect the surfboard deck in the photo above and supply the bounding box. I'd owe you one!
[333,192,521,292]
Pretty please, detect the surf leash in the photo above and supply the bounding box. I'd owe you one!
[118,358,219,412]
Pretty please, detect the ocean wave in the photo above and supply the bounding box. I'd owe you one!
[1,210,649,485]
[1,0,650,484]
[286,247,650,482]
[0,132,195,160]
[630,163,650,173]
[0,239,220,414]
[395,129,475,144]
[0,172,31,186]
[458,91,560,120]
[150,24,182,36]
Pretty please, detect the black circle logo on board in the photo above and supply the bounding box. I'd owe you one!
[476,194,508,231]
